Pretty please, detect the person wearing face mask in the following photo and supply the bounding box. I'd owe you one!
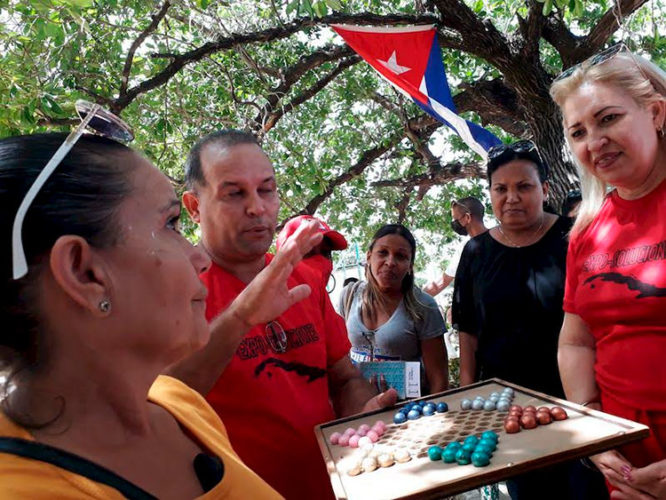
[276,215,348,286]
[340,224,449,396]
[423,197,487,297]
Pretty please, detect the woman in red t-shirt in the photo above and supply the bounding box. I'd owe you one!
[551,45,666,498]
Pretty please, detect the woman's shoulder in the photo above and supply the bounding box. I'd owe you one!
[0,446,119,499]
[149,376,227,436]
[412,286,438,307]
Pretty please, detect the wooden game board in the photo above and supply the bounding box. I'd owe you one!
[315,379,649,500]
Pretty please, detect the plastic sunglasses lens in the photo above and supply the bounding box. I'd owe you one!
[554,65,578,82]
[265,321,287,353]
[554,44,627,83]
[487,145,508,160]
[86,114,133,142]
[75,100,134,143]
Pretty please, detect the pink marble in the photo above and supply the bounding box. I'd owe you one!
[370,424,384,436]
[373,420,387,431]
[348,434,361,448]
[329,432,342,445]
[366,430,379,442]
[343,427,356,436]
[358,424,371,433]
[338,434,350,447]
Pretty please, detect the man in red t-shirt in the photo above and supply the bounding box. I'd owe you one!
[169,130,397,500]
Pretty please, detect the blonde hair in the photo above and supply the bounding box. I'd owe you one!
[550,50,666,235]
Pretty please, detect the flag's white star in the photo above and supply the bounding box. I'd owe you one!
[377,51,411,75]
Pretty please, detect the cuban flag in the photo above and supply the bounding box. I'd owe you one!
[332,24,501,159]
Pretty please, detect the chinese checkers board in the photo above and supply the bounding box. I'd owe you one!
[314,379,650,500]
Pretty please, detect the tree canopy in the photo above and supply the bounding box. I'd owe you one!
[1,0,665,265]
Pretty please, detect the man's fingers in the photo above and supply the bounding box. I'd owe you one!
[276,220,323,262]
[288,283,312,305]
[379,374,389,393]
[376,388,398,408]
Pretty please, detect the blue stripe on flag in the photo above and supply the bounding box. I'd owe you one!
[419,36,502,153]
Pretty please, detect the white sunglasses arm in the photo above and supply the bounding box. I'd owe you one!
[11,106,100,279]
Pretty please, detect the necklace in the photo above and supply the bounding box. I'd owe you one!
[498,214,545,248]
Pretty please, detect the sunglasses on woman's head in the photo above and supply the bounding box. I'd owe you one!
[553,43,648,84]
[12,100,134,280]
[487,140,539,161]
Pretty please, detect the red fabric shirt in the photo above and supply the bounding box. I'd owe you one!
[201,256,350,500]
[564,179,666,412]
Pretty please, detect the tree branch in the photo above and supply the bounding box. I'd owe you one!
[258,56,360,133]
[112,12,439,113]
[544,0,649,69]
[74,86,114,106]
[431,0,512,66]
[300,132,405,215]
[453,78,529,137]
[252,44,355,129]
[588,0,649,47]
[395,189,413,223]
[372,161,484,188]
[119,1,171,96]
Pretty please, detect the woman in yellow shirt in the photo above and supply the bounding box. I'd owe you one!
[0,105,312,498]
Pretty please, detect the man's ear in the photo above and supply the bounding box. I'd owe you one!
[183,191,201,223]
[542,180,550,200]
[49,235,109,316]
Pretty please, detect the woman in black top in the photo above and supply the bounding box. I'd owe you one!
[452,141,607,500]
[453,140,567,395]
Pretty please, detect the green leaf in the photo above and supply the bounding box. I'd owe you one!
[22,105,35,125]
[300,0,314,16]
[42,95,65,115]
[325,0,343,9]
[313,1,328,16]
[542,0,553,15]
[286,0,299,14]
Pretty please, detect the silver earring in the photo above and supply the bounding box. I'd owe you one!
[98,300,111,313]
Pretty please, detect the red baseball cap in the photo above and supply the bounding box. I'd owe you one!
[276,215,348,251]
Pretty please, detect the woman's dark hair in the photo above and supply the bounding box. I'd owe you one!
[363,224,423,323]
[486,140,549,184]
[0,133,135,413]
[561,189,582,216]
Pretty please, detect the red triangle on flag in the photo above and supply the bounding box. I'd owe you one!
[332,24,435,105]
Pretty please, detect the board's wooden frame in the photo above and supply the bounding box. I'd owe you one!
[315,378,649,500]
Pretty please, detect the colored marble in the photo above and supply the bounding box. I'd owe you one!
[393,412,407,424]
[472,399,485,410]
[464,435,479,446]
[366,430,380,443]
[436,402,449,413]
[483,400,497,411]
[422,405,436,416]
[471,451,491,467]
[481,431,498,442]
[455,448,472,465]
[407,409,421,420]
[428,445,443,461]
[442,449,457,463]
